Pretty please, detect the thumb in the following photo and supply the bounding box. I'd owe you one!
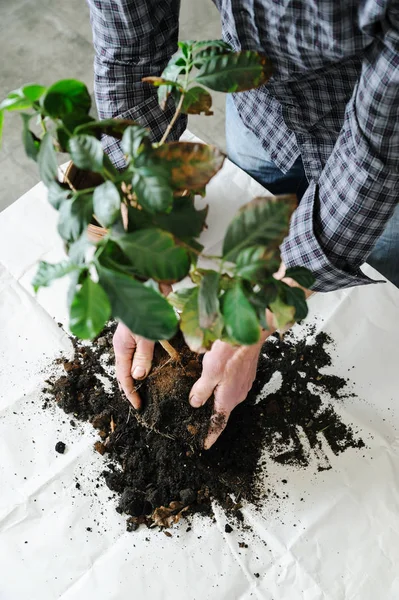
[131,337,155,380]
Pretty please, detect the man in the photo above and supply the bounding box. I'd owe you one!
[87,0,399,447]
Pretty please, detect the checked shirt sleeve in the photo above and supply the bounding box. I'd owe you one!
[281,11,399,292]
[87,0,186,170]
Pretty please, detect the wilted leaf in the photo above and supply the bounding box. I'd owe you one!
[181,87,213,115]
[168,287,195,311]
[198,271,220,329]
[98,265,178,340]
[180,288,205,352]
[222,280,260,345]
[269,295,296,330]
[153,142,225,191]
[116,228,190,282]
[279,283,308,321]
[195,51,272,93]
[223,195,297,262]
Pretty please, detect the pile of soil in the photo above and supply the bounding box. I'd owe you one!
[44,323,364,531]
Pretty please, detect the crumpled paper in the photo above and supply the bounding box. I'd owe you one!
[1,134,399,600]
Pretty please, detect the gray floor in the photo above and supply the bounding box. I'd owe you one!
[0,0,225,211]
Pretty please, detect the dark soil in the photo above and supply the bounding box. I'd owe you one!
[45,323,364,531]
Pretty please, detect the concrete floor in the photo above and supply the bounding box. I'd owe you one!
[0,0,224,211]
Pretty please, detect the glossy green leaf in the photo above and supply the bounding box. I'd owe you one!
[222,280,260,345]
[180,288,205,352]
[181,87,213,115]
[198,271,220,329]
[132,165,173,213]
[154,195,208,238]
[47,181,72,210]
[284,266,315,289]
[32,260,81,292]
[195,51,272,93]
[193,39,233,56]
[98,265,178,340]
[37,133,58,185]
[22,84,47,102]
[0,90,32,112]
[68,135,104,173]
[116,228,190,282]
[58,194,93,242]
[223,195,297,262]
[248,282,279,328]
[74,118,138,139]
[153,142,225,191]
[43,79,91,118]
[70,277,111,339]
[121,125,150,158]
[97,239,137,276]
[235,245,267,280]
[20,113,40,161]
[93,181,121,228]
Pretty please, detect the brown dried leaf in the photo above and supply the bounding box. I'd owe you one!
[94,441,106,455]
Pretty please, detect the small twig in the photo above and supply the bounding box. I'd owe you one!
[159,340,180,362]
[59,164,77,192]
[110,415,116,433]
[159,92,185,145]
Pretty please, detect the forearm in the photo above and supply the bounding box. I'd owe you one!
[281,12,399,292]
[87,0,187,169]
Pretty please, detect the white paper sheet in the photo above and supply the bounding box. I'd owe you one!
[1,140,399,600]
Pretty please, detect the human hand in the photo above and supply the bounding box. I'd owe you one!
[189,329,271,449]
[113,322,155,409]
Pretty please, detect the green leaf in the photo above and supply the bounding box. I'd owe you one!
[235,245,267,280]
[32,260,81,292]
[47,181,72,210]
[98,265,178,340]
[193,39,233,56]
[97,239,137,276]
[43,79,91,118]
[68,135,104,173]
[180,288,205,352]
[116,228,190,282]
[181,87,213,115]
[195,51,272,93]
[154,195,208,238]
[70,277,111,339]
[248,282,279,328]
[121,125,150,158]
[21,113,40,161]
[223,195,297,262]
[279,283,308,321]
[22,84,47,102]
[37,133,58,185]
[58,194,93,242]
[222,280,260,345]
[269,295,295,330]
[68,234,92,265]
[157,49,187,108]
[0,90,32,112]
[93,181,121,228]
[152,142,225,192]
[284,266,315,289]
[132,165,173,213]
[74,118,138,140]
[198,271,220,329]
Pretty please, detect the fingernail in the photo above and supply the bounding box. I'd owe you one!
[133,366,146,380]
[190,395,203,408]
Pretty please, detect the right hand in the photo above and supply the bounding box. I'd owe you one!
[113,322,154,410]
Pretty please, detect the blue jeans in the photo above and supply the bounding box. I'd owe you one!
[225,95,399,288]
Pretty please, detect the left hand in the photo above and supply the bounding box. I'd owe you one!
[189,330,271,449]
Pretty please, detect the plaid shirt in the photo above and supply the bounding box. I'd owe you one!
[88,0,399,292]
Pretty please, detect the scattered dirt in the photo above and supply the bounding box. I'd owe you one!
[55,441,66,454]
[44,323,365,532]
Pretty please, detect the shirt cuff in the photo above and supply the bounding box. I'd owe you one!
[280,182,384,292]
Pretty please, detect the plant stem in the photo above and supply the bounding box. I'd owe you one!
[159,92,185,146]
[159,340,180,362]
